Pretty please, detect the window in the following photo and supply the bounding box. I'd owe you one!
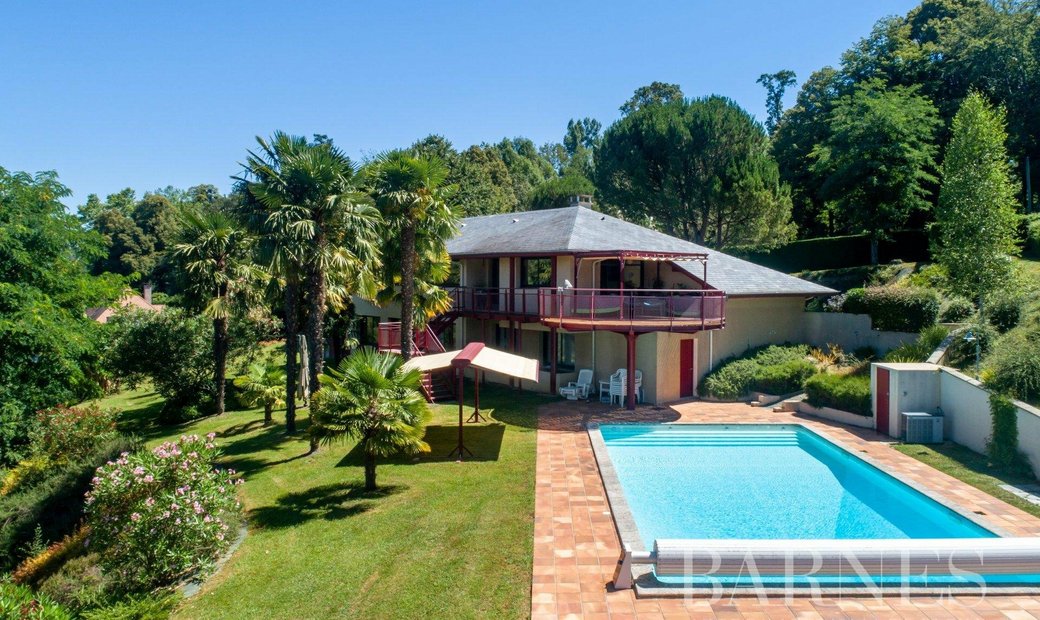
[521,257,552,288]
[354,316,380,347]
[445,261,460,286]
[541,332,575,373]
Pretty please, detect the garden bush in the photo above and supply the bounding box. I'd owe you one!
[939,296,975,323]
[104,309,216,420]
[987,394,1031,474]
[884,325,949,363]
[985,327,1040,405]
[12,526,89,587]
[804,373,872,416]
[699,345,810,399]
[0,582,73,620]
[86,434,242,591]
[37,554,110,613]
[0,437,134,573]
[839,286,940,332]
[81,593,177,620]
[1022,213,1040,258]
[750,359,817,395]
[986,293,1022,333]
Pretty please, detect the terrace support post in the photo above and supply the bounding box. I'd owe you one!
[467,368,486,423]
[509,257,516,313]
[550,327,558,395]
[618,255,625,319]
[516,324,523,390]
[626,330,637,411]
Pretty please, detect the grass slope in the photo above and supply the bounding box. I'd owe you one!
[893,442,1040,520]
[99,383,545,620]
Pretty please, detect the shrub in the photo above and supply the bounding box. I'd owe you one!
[986,293,1022,333]
[987,393,1030,474]
[0,438,135,573]
[12,526,90,587]
[30,404,119,463]
[906,263,949,289]
[804,373,872,416]
[1022,213,1040,258]
[85,434,242,591]
[883,325,949,363]
[81,593,177,620]
[985,327,1040,404]
[751,359,817,395]
[0,582,73,620]
[699,345,810,400]
[939,296,975,323]
[840,286,940,332]
[37,554,110,613]
[104,309,216,420]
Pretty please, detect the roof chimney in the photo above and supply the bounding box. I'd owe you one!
[569,194,593,208]
[142,283,153,306]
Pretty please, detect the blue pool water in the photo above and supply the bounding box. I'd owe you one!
[599,424,995,542]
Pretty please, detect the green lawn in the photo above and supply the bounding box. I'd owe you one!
[96,382,546,620]
[893,441,1040,519]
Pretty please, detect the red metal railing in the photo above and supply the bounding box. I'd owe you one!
[377,322,446,355]
[537,287,726,331]
[442,286,541,317]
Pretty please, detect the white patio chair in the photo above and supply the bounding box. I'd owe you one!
[560,368,594,401]
[609,369,627,406]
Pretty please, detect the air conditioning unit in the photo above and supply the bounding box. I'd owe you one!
[902,412,944,444]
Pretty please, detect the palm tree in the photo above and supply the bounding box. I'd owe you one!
[310,348,432,490]
[368,151,458,360]
[233,361,286,425]
[173,209,256,415]
[236,132,380,435]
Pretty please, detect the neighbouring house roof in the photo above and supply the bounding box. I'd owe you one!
[446,206,836,297]
[86,293,165,324]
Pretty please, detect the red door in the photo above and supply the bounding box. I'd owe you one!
[875,367,890,435]
[680,339,695,398]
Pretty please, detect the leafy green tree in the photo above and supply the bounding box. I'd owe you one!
[757,69,797,134]
[934,92,1020,307]
[451,145,517,215]
[811,80,940,263]
[368,151,458,360]
[90,208,157,277]
[233,362,286,425]
[494,137,555,209]
[771,67,844,235]
[619,81,684,115]
[596,94,795,249]
[530,174,596,211]
[310,348,432,490]
[174,209,258,415]
[0,167,122,465]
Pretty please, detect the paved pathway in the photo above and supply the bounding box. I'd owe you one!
[532,399,1040,619]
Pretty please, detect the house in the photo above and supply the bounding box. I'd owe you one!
[356,204,837,408]
[86,284,165,324]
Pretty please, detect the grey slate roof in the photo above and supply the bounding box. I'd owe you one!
[447,207,836,297]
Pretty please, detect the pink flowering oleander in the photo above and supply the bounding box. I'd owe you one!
[85,433,242,590]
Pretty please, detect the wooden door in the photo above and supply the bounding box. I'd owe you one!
[875,367,890,435]
[680,339,695,398]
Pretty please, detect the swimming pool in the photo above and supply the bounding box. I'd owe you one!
[599,424,993,541]
[592,424,1040,592]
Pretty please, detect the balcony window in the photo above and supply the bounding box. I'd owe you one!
[521,257,552,288]
[541,331,575,373]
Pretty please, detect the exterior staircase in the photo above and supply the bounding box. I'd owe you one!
[377,319,457,404]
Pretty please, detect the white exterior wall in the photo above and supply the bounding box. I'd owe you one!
[872,363,1040,478]
[696,296,805,380]
[802,313,916,353]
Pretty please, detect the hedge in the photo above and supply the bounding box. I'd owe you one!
[804,373,871,416]
[733,230,930,272]
[750,359,818,395]
[699,344,811,400]
[839,286,939,332]
[0,437,134,572]
[1022,213,1040,258]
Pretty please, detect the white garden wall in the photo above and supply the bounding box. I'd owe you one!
[872,362,1040,478]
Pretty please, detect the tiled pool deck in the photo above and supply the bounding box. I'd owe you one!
[532,400,1040,619]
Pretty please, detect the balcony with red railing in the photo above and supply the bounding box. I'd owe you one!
[537,287,726,333]
[442,286,542,320]
[376,322,447,356]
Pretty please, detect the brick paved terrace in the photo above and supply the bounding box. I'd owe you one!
[533,399,1040,619]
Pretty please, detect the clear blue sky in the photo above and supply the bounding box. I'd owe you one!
[1,0,919,206]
